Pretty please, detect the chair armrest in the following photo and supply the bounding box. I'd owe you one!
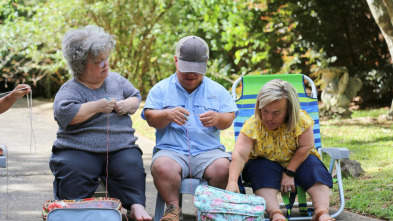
[321,147,350,160]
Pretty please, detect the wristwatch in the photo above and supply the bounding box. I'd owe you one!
[283,167,296,177]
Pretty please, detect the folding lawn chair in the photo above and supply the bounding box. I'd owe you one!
[231,74,350,220]
[0,145,6,168]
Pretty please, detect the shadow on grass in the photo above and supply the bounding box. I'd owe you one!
[321,118,393,128]
[344,135,393,145]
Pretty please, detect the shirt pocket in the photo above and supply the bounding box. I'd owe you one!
[194,98,219,115]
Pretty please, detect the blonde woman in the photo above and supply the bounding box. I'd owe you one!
[226,79,334,221]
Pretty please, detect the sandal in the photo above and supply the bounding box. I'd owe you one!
[269,210,286,221]
[313,209,335,221]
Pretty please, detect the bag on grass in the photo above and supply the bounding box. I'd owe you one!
[194,185,266,221]
[42,197,122,221]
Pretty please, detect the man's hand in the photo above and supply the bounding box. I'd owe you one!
[166,107,190,126]
[199,110,218,127]
[144,107,190,129]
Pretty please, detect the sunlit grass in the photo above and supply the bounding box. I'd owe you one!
[314,111,393,220]
[351,107,390,118]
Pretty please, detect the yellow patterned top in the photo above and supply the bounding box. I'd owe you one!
[240,110,321,167]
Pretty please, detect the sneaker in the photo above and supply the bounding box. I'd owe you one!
[160,203,183,221]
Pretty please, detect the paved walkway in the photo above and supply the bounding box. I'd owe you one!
[0,99,383,220]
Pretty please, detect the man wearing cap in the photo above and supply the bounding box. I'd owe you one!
[142,36,239,220]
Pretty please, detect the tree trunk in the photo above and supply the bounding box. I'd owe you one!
[366,0,393,114]
[390,99,393,116]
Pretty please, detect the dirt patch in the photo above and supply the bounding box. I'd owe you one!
[320,116,393,128]
[359,174,374,180]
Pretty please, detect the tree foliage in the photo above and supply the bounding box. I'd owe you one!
[1,0,83,96]
[287,0,392,106]
[1,0,391,106]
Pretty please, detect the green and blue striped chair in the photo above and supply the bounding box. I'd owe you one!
[231,74,349,220]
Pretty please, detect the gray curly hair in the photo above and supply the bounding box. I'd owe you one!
[255,79,300,132]
[62,25,116,77]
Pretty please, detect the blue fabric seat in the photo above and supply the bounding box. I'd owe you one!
[0,145,7,168]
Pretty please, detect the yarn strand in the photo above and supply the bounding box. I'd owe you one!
[6,145,9,221]
[26,91,37,154]
[106,113,109,198]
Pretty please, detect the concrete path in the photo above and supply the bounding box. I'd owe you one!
[0,99,383,220]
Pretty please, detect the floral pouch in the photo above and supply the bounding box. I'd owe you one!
[194,185,266,221]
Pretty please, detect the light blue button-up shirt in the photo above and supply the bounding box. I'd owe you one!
[142,73,239,156]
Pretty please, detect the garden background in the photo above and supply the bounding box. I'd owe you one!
[1,0,392,220]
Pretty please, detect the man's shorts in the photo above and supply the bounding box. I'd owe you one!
[152,148,231,179]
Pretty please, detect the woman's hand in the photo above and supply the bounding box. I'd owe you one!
[11,84,31,99]
[280,126,315,193]
[69,98,115,125]
[0,84,31,114]
[280,173,295,193]
[226,181,240,193]
[97,98,116,113]
[114,100,129,115]
[114,97,140,115]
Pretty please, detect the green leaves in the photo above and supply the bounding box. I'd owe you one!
[1,0,391,106]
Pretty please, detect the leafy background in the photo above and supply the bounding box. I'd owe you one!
[1,0,392,107]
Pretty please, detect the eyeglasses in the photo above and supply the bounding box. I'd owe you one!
[97,57,109,68]
[91,56,109,68]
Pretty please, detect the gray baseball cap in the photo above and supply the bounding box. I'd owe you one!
[175,36,209,75]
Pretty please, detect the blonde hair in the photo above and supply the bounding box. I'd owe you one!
[254,79,300,132]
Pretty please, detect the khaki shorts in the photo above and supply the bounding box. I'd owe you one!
[152,149,231,179]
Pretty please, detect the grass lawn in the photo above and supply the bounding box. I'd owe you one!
[320,113,393,220]
[132,105,393,220]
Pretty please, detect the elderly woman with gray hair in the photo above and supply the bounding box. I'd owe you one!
[226,79,334,221]
[49,25,151,220]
